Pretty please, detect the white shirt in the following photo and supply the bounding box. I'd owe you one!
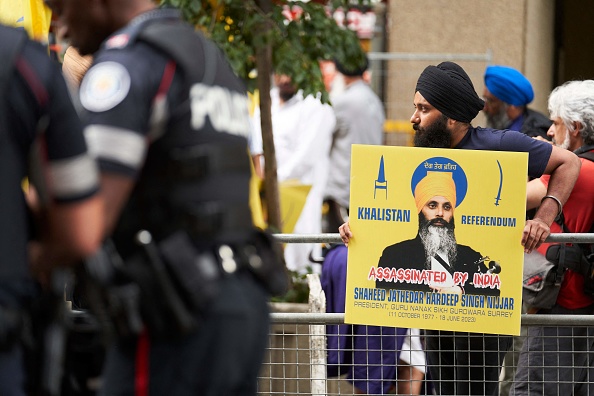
[251,89,336,273]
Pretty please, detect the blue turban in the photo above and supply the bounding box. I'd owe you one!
[484,65,534,106]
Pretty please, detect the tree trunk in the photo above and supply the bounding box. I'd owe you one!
[255,0,281,232]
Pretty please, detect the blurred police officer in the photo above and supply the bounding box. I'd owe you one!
[0,23,102,395]
[45,0,285,395]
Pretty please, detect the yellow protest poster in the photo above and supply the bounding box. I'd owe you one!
[0,0,52,41]
[279,180,311,234]
[345,145,527,336]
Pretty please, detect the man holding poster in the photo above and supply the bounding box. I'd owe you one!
[339,62,580,395]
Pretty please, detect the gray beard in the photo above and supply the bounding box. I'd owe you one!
[419,225,458,269]
[486,106,511,129]
[559,131,571,150]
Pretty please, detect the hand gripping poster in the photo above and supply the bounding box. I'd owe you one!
[345,145,527,335]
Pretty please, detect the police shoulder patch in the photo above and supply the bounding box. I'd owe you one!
[80,61,131,112]
[105,34,130,49]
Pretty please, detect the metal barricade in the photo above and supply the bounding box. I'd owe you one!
[257,233,594,395]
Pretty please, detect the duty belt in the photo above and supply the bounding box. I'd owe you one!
[179,202,253,238]
[168,143,248,180]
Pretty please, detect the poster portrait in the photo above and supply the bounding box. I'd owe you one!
[344,145,528,335]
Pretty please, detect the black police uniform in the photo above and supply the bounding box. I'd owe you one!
[76,9,274,396]
[0,25,99,395]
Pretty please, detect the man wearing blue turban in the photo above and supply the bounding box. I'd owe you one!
[483,65,551,139]
[483,65,553,395]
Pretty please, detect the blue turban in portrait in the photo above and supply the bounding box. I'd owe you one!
[484,65,534,106]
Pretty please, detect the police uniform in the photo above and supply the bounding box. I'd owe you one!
[77,9,274,395]
[0,25,99,395]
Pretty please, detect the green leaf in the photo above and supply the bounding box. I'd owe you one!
[160,0,369,99]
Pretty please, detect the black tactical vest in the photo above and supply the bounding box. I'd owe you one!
[111,18,255,257]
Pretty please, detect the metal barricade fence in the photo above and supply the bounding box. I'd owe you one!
[257,233,594,395]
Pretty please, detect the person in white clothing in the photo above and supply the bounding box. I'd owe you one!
[398,328,427,395]
[251,73,336,273]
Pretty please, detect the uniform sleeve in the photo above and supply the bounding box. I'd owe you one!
[22,42,99,203]
[79,47,163,178]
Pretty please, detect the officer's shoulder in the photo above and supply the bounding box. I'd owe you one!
[94,41,160,70]
[10,39,62,96]
[87,42,164,96]
[18,39,56,74]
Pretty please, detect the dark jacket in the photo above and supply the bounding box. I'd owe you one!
[520,108,552,140]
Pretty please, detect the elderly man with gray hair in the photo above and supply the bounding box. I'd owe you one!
[512,80,594,396]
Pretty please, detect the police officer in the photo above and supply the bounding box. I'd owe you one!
[45,1,284,394]
[0,24,102,395]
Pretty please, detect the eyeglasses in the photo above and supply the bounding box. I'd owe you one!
[482,96,500,105]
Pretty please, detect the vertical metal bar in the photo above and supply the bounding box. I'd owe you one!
[307,274,327,396]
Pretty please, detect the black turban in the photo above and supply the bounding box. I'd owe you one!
[415,61,485,123]
[334,55,368,77]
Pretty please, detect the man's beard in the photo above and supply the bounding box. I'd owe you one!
[485,104,510,129]
[418,213,457,269]
[278,83,297,102]
[557,131,571,150]
[413,114,451,148]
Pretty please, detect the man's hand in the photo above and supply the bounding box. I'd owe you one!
[338,222,353,247]
[522,218,551,253]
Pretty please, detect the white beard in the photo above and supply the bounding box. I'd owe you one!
[559,131,571,150]
[420,225,458,268]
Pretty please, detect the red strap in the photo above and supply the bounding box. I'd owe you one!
[15,56,51,191]
[131,63,176,396]
[156,60,176,98]
[134,329,150,396]
[146,60,176,143]
[15,56,49,107]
